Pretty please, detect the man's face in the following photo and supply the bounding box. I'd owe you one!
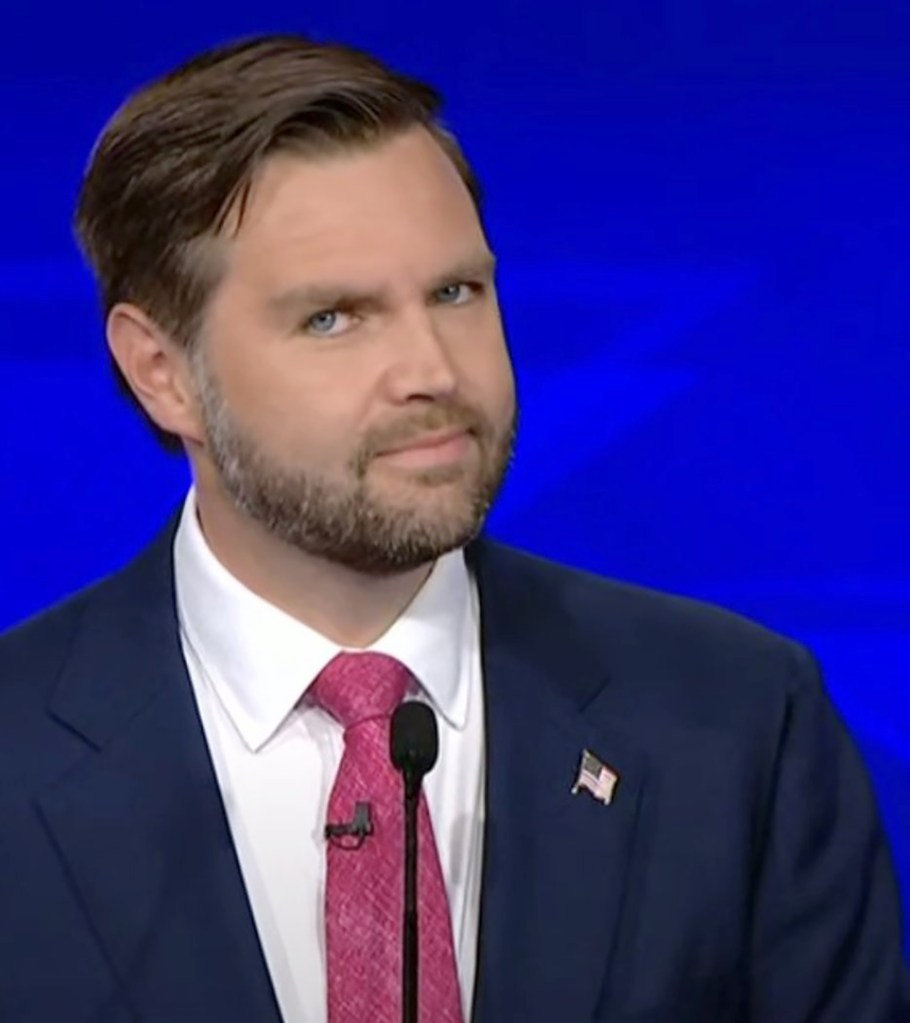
[190,127,516,574]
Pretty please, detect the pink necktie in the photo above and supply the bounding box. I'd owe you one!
[310,652,464,1023]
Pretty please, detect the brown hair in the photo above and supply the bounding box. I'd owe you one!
[74,33,482,450]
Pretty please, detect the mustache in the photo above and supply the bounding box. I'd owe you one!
[358,401,490,462]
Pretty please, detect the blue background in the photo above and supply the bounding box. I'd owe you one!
[1,1,907,947]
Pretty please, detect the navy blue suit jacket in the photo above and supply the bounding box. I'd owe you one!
[0,523,907,1022]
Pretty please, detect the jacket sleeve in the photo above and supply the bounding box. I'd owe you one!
[749,643,910,1022]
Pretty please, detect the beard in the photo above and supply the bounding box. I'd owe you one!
[190,351,516,576]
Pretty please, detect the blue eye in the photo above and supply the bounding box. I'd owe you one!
[304,310,352,336]
[434,282,476,305]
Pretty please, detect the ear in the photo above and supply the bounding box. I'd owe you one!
[107,303,205,446]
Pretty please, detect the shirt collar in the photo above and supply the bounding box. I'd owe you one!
[173,490,473,752]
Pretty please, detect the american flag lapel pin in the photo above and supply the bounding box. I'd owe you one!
[571,749,619,805]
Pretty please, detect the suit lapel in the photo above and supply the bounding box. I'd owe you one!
[37,525,282,1023]
[35,523,643,1022]
[469,541,647,1023]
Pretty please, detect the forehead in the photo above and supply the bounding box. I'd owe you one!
[224,127,485,286]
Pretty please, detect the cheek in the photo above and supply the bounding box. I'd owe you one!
[207,351,358,468]
[204,323,353,445]
[469,329,516,420]
[223,357,309,434]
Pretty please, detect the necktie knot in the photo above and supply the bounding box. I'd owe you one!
[310,651,409,729]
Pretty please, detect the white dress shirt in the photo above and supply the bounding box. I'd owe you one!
[172,491,485,1023]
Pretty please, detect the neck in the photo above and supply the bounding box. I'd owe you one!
[192,487,434,649]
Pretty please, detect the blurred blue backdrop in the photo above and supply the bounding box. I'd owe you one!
[1,0,907,945]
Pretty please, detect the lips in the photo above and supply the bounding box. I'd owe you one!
[378,428,470,456]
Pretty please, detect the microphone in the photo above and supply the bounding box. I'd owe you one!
[390,702,439,1023]
[391,701,439,794]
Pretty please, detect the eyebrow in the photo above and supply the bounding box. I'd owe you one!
[265,251,498,319]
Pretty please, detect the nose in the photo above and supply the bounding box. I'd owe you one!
[383,306,459,403]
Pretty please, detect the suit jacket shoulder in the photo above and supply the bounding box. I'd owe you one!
[469,538,908,1022]
[469,537,818,730]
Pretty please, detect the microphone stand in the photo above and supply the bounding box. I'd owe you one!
[402,771,420,1023]
[391,701,438,1023]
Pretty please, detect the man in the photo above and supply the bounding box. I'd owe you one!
[0,32,906,1023]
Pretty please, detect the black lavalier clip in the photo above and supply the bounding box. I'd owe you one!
[324,801,373,849]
